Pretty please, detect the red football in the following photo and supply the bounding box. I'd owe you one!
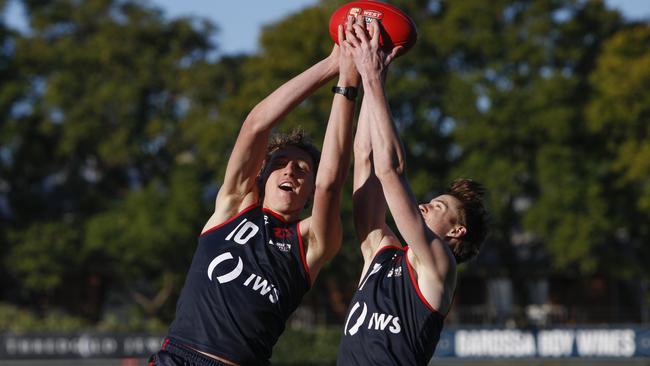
[329,1,417,54]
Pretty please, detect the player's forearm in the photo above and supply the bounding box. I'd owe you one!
[220,56,339,204]
[243,55,339,133]
[315,75,358,191]
[353,86,373,164]
[316,120,353,193]
[353,89,381,195]
[362,78,406,178]
[353,90,390,245]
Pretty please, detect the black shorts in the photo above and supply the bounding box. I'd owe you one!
[148,338,232,366]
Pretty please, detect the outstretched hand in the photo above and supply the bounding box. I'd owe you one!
[341,15,403,82]
[337,23,360,83]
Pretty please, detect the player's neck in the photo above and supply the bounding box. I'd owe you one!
[261,201,302,223]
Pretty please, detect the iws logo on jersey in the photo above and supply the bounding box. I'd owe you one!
[205,219,281,303]
[344,301,402,336]
[207,251,280,303]
[207,252,243,284]
[344,301,367,336]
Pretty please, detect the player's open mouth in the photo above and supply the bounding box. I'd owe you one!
[279,182,294,192]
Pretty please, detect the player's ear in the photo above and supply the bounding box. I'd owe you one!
[447,225,467,240]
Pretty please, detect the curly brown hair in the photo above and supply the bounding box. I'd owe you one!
[256,128,321,197]
[445,178,489,264]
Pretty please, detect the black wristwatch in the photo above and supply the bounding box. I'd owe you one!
[332,86,358,101]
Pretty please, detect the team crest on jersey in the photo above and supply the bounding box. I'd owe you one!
[273,227,293,239]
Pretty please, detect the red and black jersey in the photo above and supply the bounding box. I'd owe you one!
[167,205,310,366]
[337,246,445,366]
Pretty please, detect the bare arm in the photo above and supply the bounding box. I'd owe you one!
[302,27,359,280]
[347,17,455,308]
[203,50,339,232]
[364,74,452,283]
[353,80,396,263]
[352,83,406,283]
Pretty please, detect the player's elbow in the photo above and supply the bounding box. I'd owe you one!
[315,168,347,193]
[373,151,406,179]
[241,107,270,135]
[353,137,372,159]
[353,145,373,175]
[373,141,405,175]
[315,178,339,196]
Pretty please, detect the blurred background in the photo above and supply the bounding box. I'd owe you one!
[1,0,650,365]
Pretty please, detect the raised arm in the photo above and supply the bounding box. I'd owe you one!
[302,27,359,280]
[353,70,407,268]
[203,51,339,232]
[347,17,455,308]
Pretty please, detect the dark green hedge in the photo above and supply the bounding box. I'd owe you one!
[271,326,342,365]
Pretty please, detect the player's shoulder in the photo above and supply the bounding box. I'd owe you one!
[361,225,401,263]
[296,216,314,246]
[202,194,258,234]
[406,245,457,313]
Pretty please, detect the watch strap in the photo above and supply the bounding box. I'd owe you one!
[331,86,358,101]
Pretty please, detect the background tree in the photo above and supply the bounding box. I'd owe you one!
[1,0,234,324]
[586,24,650,279]
[0,0,28,316]
[429,0,623,307]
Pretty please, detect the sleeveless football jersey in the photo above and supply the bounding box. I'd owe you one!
[167,205,311,365]
[337,246,445,366]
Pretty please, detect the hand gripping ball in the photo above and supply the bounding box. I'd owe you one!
[329,1,417,54]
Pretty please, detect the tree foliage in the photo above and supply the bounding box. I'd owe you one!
[585,25,650,277]
[1,0,226,321]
